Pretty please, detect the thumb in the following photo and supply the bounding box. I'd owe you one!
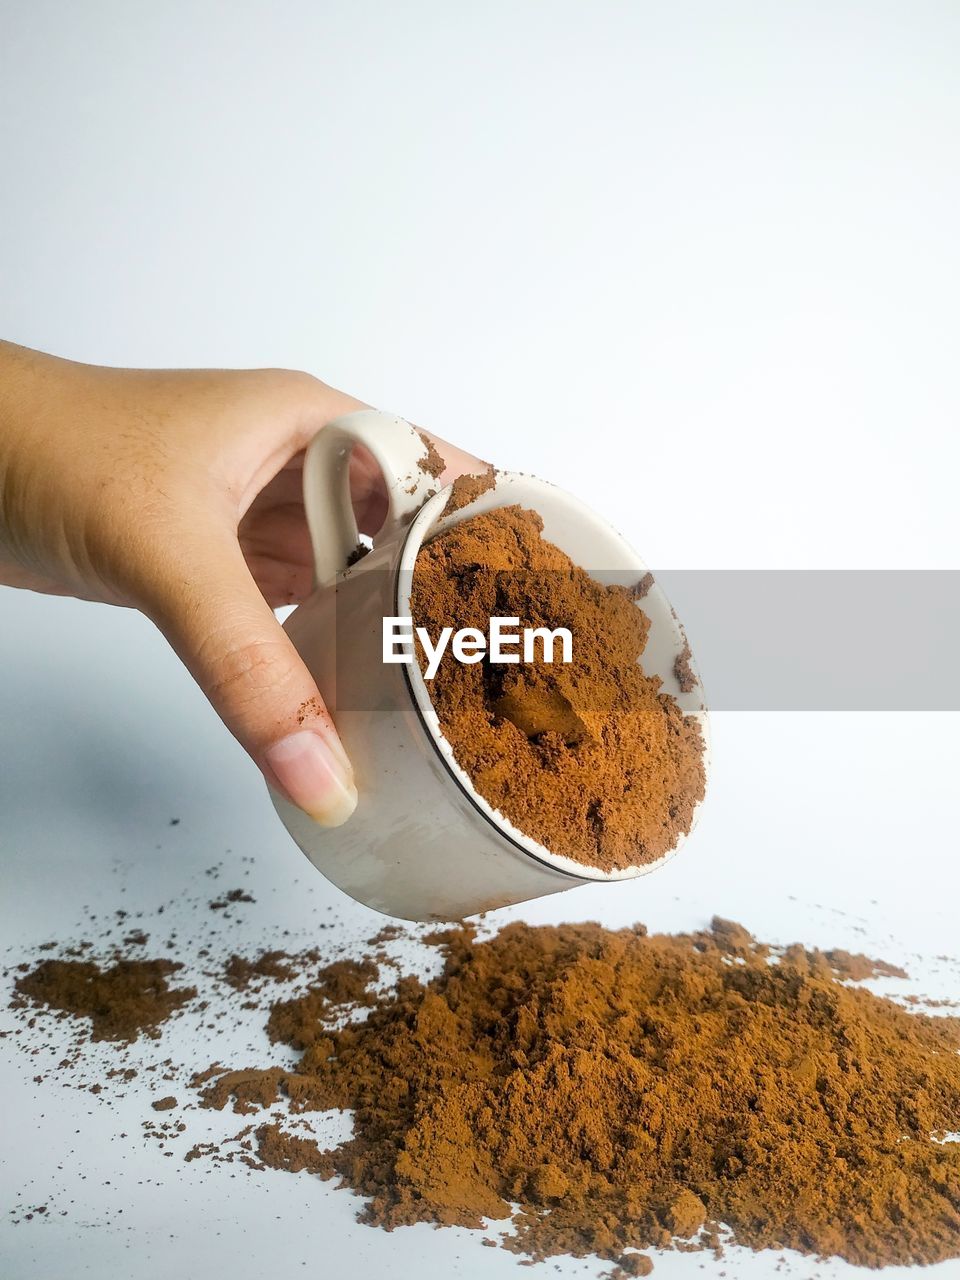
[146,533,357,828]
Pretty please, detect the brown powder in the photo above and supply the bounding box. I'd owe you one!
[673,638,697,693]
[8,905,960,1270]
[345,541,370,567]
[208,888,255,911]
[442,465,497,517]
[825,948,910,981]
[193,919,960,1270]
[12,957,196,1042]
[607,1256,654,1278]
[416,430,446,479]
[221,950,295,991]
[409,505,706,870]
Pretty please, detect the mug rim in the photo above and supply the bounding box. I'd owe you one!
[392,471,710,884]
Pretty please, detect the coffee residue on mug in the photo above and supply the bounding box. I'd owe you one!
[442,465,497,517]
[629,572,654,600]
[410,505,706,870]
[673,638,697,693]
[345,541,370,567]
[416,431,445,480]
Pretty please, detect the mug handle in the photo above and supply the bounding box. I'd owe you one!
[302,410,443,588]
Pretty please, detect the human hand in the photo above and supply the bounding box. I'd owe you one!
[0,342,476,826]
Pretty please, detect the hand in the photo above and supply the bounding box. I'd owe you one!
[0,342,476,826]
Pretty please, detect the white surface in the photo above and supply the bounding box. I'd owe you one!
[1,2,959,1277]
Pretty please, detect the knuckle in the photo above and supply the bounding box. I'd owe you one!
[203,635,294,711]
[254,367,326,401]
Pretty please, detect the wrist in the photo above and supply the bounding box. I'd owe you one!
[0,343,105,597]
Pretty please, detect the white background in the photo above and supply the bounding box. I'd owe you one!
[1,3,958,1278]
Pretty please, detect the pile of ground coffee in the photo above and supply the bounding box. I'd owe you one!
[9,903,960,1273]
[188,918,960,1270]
[410,505,706,869]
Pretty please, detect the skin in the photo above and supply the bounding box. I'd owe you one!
[0,341,478,825]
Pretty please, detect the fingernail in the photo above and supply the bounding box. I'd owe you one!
[265,730,357,827]
[315,720,353,777]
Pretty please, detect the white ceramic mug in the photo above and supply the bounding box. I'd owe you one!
[269,410,709,921]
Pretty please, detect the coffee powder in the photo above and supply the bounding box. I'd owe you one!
[192,918,960,1270]
[410,505,706,870]
[9,907,960,1272]
[12,957,195,1042]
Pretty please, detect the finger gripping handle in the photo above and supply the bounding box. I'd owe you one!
[303,410,442,588]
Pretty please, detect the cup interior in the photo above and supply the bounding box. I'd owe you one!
[395,472,711,883]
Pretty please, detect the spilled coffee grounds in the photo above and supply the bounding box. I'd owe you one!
[12,956,195,1042]
[410,505,706,870]
[10,912,960,1272]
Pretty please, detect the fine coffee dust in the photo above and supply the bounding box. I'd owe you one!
[208,888,255,912]
[410,505,706,870]
[7,904,960,1273]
